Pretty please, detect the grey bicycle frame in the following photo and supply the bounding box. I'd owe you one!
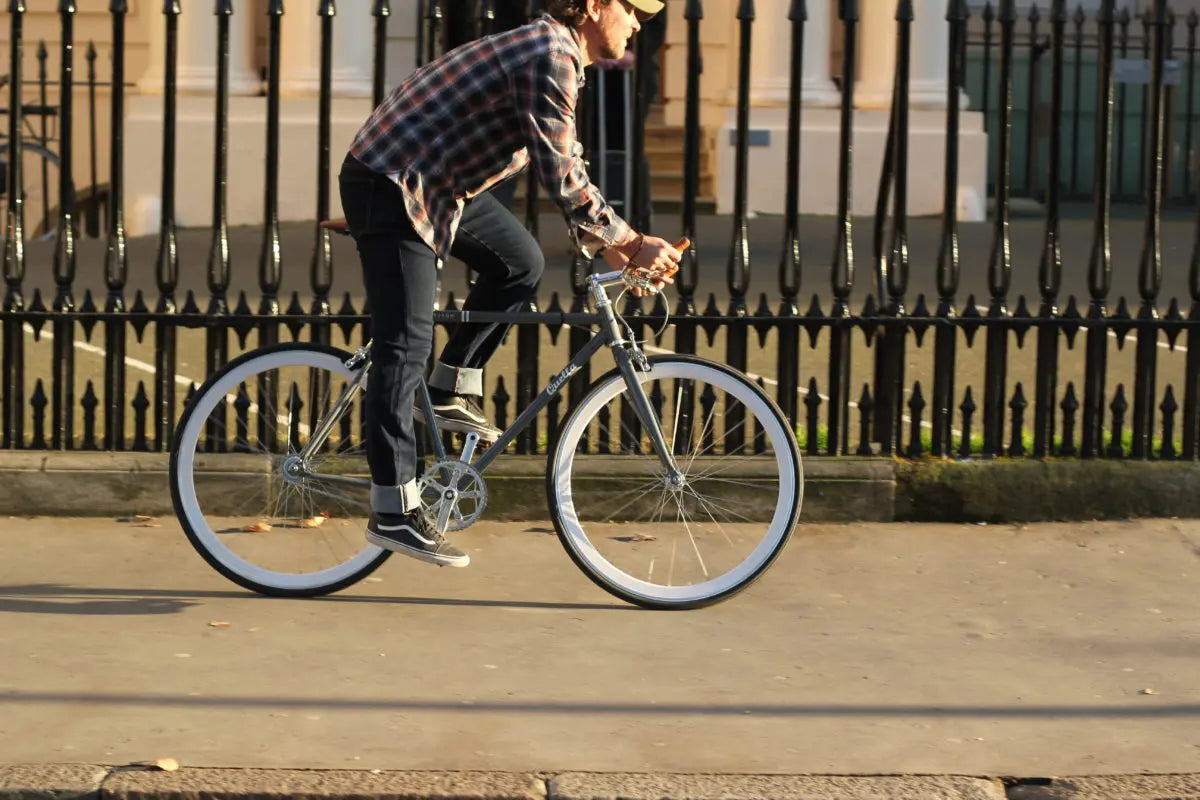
[297,271,684,483]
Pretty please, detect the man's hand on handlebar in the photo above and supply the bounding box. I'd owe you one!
[600,235,689,297]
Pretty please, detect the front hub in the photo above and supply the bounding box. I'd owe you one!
[280,455,307,484]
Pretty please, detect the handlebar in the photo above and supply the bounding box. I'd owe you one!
[593,270,627,287]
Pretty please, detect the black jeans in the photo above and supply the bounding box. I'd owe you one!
[338,154,544,513]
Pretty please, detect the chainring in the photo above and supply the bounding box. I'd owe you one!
[418,459,488,533]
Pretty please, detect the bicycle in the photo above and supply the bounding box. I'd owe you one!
[169,230,804,609]
[0,74,63,242]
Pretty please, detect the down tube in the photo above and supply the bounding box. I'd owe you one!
[473,333,609,473]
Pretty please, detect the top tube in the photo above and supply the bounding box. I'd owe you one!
[430,308,602,325]
[429,270,627,325]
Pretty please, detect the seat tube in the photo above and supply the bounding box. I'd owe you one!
[415,379,447,462]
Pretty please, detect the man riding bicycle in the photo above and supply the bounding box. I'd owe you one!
[339,0,682,568]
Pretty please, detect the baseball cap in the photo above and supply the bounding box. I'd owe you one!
[624,0,664,18]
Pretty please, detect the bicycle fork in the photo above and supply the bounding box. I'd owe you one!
[590,275,686,486]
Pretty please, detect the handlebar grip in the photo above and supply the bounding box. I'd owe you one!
[622,236,691,291]
[658,237,690,278]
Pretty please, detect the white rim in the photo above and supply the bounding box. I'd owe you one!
[552,360,800,604]
[175,348,382,592]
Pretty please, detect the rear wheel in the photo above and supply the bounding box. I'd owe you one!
[548,356,803,609]
[170,343,388,597]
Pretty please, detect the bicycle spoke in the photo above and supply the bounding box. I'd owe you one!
[691,482,782,501]
[690,457,772,481]
[271,481,299,522]
[650,486,674,526]
[229,384,312,439]
[668,492,684,586]
[296,479,368,516]
[583,480,664,507]
[675,495,709,579]
[670,382,683,453]
[206,475,273,524]
[682,412,757,471]
[688,487,763,524]
[682,485,739,547]
[689,471,779,491]
[683,401,721,476]
[592,480,669,522]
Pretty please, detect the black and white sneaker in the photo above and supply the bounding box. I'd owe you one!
[366,511,470,568]
[415,389,502,442]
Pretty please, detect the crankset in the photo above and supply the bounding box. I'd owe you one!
[419,458,487,533]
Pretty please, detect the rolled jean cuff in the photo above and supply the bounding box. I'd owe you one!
[429,361,483,397]
[371,479,423,514]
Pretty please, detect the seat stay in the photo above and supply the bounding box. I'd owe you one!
[296,365,370,463]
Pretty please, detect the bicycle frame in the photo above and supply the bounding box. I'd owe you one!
[295,271,684,484]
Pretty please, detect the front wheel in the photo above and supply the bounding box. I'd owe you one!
[547,356,803,609]
[170,342,388,597]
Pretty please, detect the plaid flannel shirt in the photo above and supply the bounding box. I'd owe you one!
[350,15,634,260]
